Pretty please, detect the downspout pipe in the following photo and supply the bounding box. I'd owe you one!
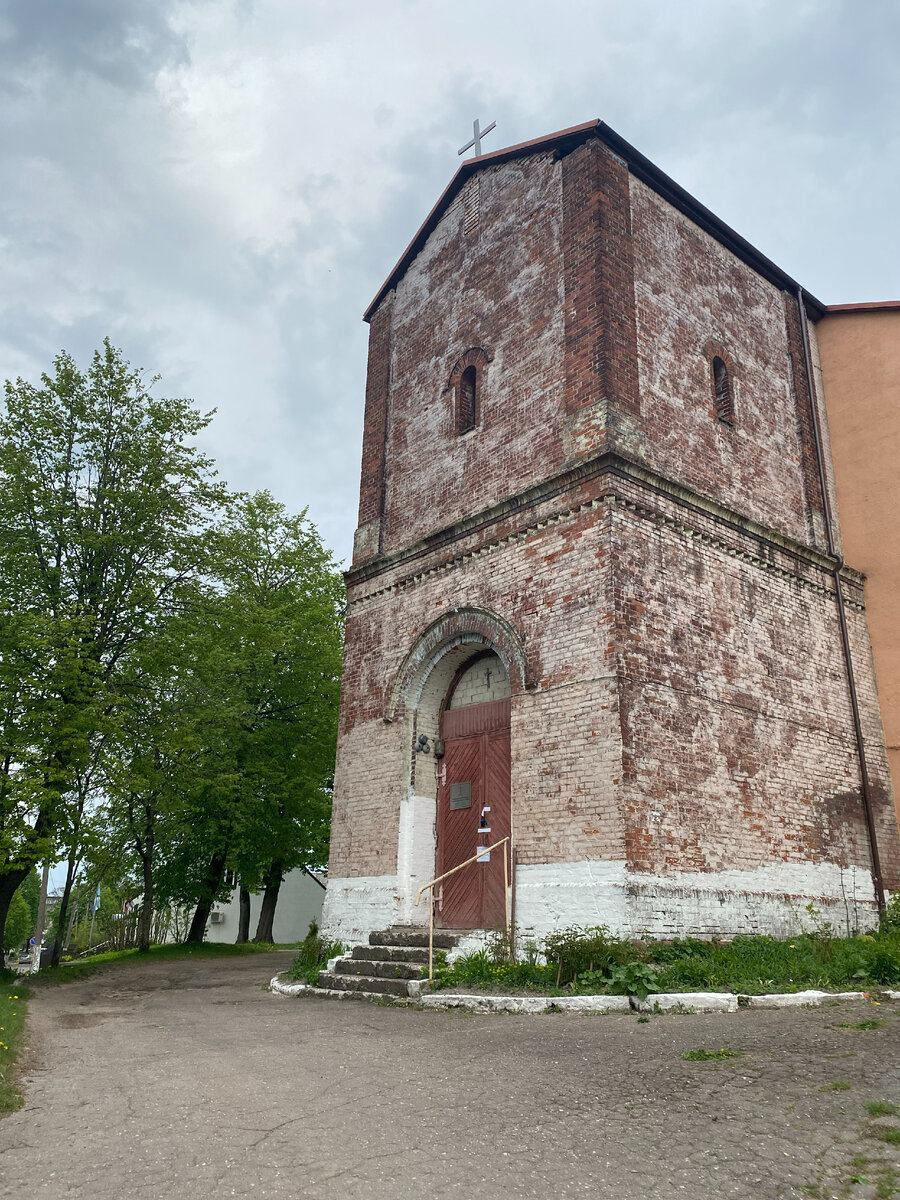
[796,287,886,915]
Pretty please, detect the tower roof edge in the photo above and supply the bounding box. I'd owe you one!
[363,119,827,323]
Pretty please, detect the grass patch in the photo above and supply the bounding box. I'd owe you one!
[429,920,900,997]
[822,1080,853,1092]
[682,1047,744,1061]
[870,1126,900,1146]
[287,923,346,985]
[875,1168,900,1198]
[841,1019,883,1031]
[0,981,28,1113]
[30,941,287,988]
[867,1101,900,1117]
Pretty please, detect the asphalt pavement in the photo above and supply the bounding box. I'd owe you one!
[2,953,899,1199]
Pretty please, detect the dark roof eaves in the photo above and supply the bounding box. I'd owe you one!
[363,119,827,323]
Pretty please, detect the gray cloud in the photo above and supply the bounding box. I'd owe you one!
[0,0,189,92]
[0,0,897,564]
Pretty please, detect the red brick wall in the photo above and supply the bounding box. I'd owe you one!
[629,180,816,545]
[376,152,568,559]
[328,135,899,928]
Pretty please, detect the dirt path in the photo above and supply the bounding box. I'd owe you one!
[1,957,899,1199]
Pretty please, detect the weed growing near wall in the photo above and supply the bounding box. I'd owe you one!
[288,922,346,984]
[430,920,900,996]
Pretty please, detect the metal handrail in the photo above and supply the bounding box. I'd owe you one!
[414,836,511,981]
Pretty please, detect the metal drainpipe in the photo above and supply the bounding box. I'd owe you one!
[796,287,886,915]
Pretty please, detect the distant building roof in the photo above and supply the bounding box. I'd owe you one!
[825,301,900,314]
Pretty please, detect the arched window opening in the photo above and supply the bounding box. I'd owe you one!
[459,365,477,433]
[713,356,734,424]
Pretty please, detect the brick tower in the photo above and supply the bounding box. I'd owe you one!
[321,120,900,946]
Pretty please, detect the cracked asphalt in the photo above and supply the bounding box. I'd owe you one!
[2,954,900,1200]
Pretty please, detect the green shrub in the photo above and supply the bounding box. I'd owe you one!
[430,948,555,992]
[606,961,660,1001]
[288,921,345,985]
[542,925,635,987]
[427,922,900,997]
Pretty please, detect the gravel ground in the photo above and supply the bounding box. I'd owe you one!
[1,953,899,1200]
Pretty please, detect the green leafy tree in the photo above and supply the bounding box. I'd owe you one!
[2,888,31,953]
[0,341,226,949]
[95,493,343,948]
[172,492,343,943]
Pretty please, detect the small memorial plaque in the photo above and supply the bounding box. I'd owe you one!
[450,781,472,809]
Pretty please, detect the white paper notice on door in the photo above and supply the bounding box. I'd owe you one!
[476,846,490,863]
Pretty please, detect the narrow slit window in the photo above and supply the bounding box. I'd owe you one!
[713,356,734,424]
[459,365,477,433]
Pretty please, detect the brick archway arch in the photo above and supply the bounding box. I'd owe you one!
[446,346,493,393]
[385,606,531,723]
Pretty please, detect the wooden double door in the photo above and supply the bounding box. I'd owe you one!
[435,697,511,930]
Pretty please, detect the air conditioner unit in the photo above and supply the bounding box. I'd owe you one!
[209,911,225,925]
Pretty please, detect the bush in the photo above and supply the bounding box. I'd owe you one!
[542,925,636,987]
[288,921,345,985]
[423,920,900,998]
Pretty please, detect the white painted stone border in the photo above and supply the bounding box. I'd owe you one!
[634,992,738,1013]
[271,974,897,1013]
[270,974,312,997]
[420,992,631,1014]
[742,989,868,1008]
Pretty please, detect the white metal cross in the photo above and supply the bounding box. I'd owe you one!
[458,117,496,158]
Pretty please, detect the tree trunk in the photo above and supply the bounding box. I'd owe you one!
[138,847,154,953]
[64,898,78,949]
[184,850,228,944]
[137,804,155,953]
[0,864,32,956]
[253,860,283,944]
[30,861,50,972]
[50,850,80,967]
[236,885,251,944]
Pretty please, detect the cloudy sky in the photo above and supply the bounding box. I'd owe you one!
[2,0,897,565]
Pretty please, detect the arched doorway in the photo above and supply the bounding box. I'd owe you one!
[435,652,511,929]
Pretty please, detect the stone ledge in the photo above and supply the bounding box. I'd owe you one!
[634,992,738,1013]
[269,975,415,1005]
[742,989,868,1008]
[271,974,899,1013]
[421,993,630,1014]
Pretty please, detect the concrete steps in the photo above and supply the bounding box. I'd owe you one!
[310,926,461,1000]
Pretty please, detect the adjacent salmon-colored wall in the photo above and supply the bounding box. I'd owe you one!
[818,306,900,821]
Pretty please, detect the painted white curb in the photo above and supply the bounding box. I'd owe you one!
[270,974,311,997]
[635,991,738,1013]
[742,989,868,1008]
[420,992,631,1014]
[271,973,899,1013]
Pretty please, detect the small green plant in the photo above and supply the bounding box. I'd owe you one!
[543,925,632,987]
[682,1047,743,1061]
[875,1168,900,1198]
[822,1080,852,1092]
[288,921,346,985]
[870,1126,900,1146]
[866,1101,900,1117]
[841,1019,882,1031]
[606,961,660,1001]
[636,1015,650,1024]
